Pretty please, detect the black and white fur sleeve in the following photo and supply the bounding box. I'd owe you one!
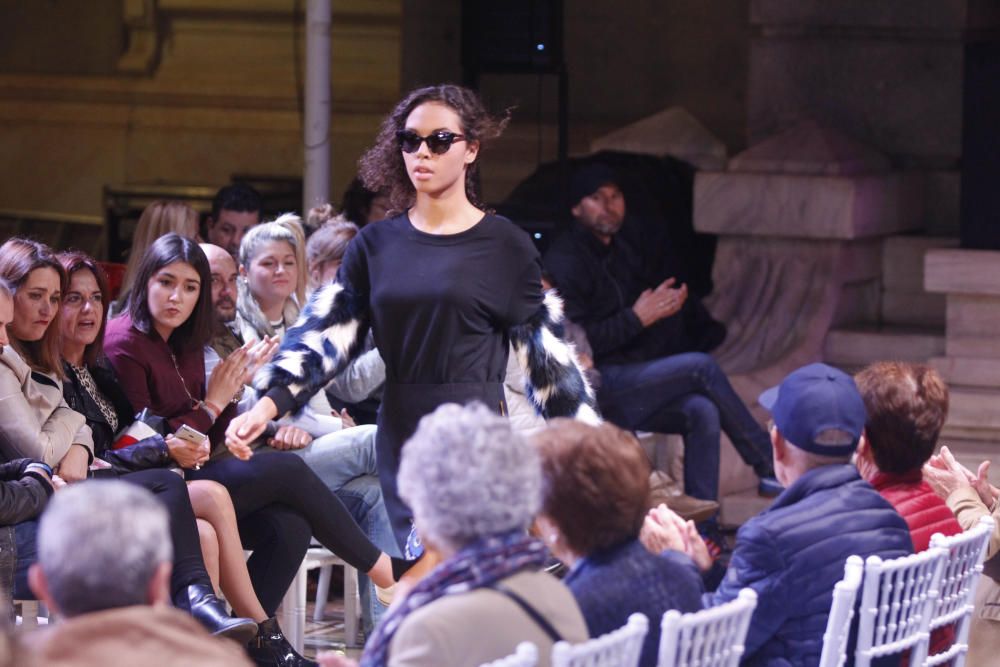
[252,281,369,417]
[509,290,601,424]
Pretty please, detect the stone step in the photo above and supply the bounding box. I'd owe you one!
[883,235,959,292]
[823,325,945,370]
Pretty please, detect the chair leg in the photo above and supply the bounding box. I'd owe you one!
[313,564,332,622]
[18,601,38,630]
[278,560,308,654]
[344,566,360,647]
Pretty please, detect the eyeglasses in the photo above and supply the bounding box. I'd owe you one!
[396,130,466,155]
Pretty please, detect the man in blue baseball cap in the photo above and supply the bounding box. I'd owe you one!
[642,362,914,667]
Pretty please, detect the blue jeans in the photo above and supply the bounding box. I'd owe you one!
[596,352,773,502]
[281,425,400,635]
[8,519,38,600]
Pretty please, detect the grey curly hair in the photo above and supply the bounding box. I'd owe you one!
[398,402,542,552]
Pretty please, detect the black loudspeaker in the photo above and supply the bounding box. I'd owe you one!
[462,0,564,78]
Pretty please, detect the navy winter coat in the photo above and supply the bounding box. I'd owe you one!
[705,464,913,667]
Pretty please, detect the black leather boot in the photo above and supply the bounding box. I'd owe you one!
[245,617,318,667]
[174,584,258,643]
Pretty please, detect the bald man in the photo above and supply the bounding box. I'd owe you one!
[200,243,243,360]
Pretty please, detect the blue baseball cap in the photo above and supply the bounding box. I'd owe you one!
[758,363,866,457]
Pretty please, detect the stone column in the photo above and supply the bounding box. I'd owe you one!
[926,249,1000,466]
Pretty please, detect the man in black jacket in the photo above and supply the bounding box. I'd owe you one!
[0,457,55,603]
[544,163,780,540]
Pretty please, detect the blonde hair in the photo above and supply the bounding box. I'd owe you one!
[236,217,305,340]
[121,200,200,296]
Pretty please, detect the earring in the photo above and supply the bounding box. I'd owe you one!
[547,533,558,545]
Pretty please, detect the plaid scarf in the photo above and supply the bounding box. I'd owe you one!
[360,530,548,667]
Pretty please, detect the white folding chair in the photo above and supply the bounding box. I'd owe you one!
[276,545,361,652]
[552,612,648,667]
[480,641,539,667]
[854,547,948,667]
[818,555,865,667]
[923,516,994,667]
[658,588,757,667]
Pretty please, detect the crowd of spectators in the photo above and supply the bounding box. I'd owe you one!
[0,159,994,667]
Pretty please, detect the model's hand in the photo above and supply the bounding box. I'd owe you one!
[632,278,687,327]
[50,475,67,491]
[269,425,312,450]
[206,346,250,407]
[55,444,90,483]
[166,435,208,469]
[225,397,278,460]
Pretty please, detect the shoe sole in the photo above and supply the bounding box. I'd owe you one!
[212,619,259,645]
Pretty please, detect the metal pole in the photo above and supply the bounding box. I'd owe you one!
[303,0,331,214]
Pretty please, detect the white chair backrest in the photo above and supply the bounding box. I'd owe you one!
[657,588,757,667]
[480,641,539,667]
[923,515,995,667]
[818,555,865,667]
[854,546,948,667]
[552,613,648,667]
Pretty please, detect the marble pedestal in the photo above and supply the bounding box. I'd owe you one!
[694,122,923,513]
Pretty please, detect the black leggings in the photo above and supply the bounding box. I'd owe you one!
[118,468,211,594]
[188,451,381,573]
[238,506,311,615]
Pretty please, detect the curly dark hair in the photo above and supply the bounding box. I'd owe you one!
[358,84,510,212]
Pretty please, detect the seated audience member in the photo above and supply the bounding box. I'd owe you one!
[0,238,94,475]
[340,176,390,227]
[103,234,404,652]
[305,218,358,291]
[236,218,354,429]
[0,241,257,640]
[26,481,251,667]
[321,402,589,667]
[0,277,53,605]
[305,219,384,425]
[230,222,399,632]
[0,456,52,606]
[854,361,962,549]
[534,419,703,667]
[643,363,913,667]
[120,200,201,298]
[543,163,780,545]
[59,251,286,646]
[924,446,1000,667]
[855,362,962,660]
[205,182,262,258]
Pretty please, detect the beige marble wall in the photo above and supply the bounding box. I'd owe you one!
[0,0,402,219]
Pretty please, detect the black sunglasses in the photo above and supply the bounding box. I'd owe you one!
[396,130,467,155]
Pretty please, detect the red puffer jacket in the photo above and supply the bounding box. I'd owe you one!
[872,470,963,551]
[872,469,964,662]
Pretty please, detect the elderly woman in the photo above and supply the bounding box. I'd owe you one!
[533,420,703,667]
[323,402,588,667]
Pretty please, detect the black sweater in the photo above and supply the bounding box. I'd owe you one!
[544,223,725,366]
